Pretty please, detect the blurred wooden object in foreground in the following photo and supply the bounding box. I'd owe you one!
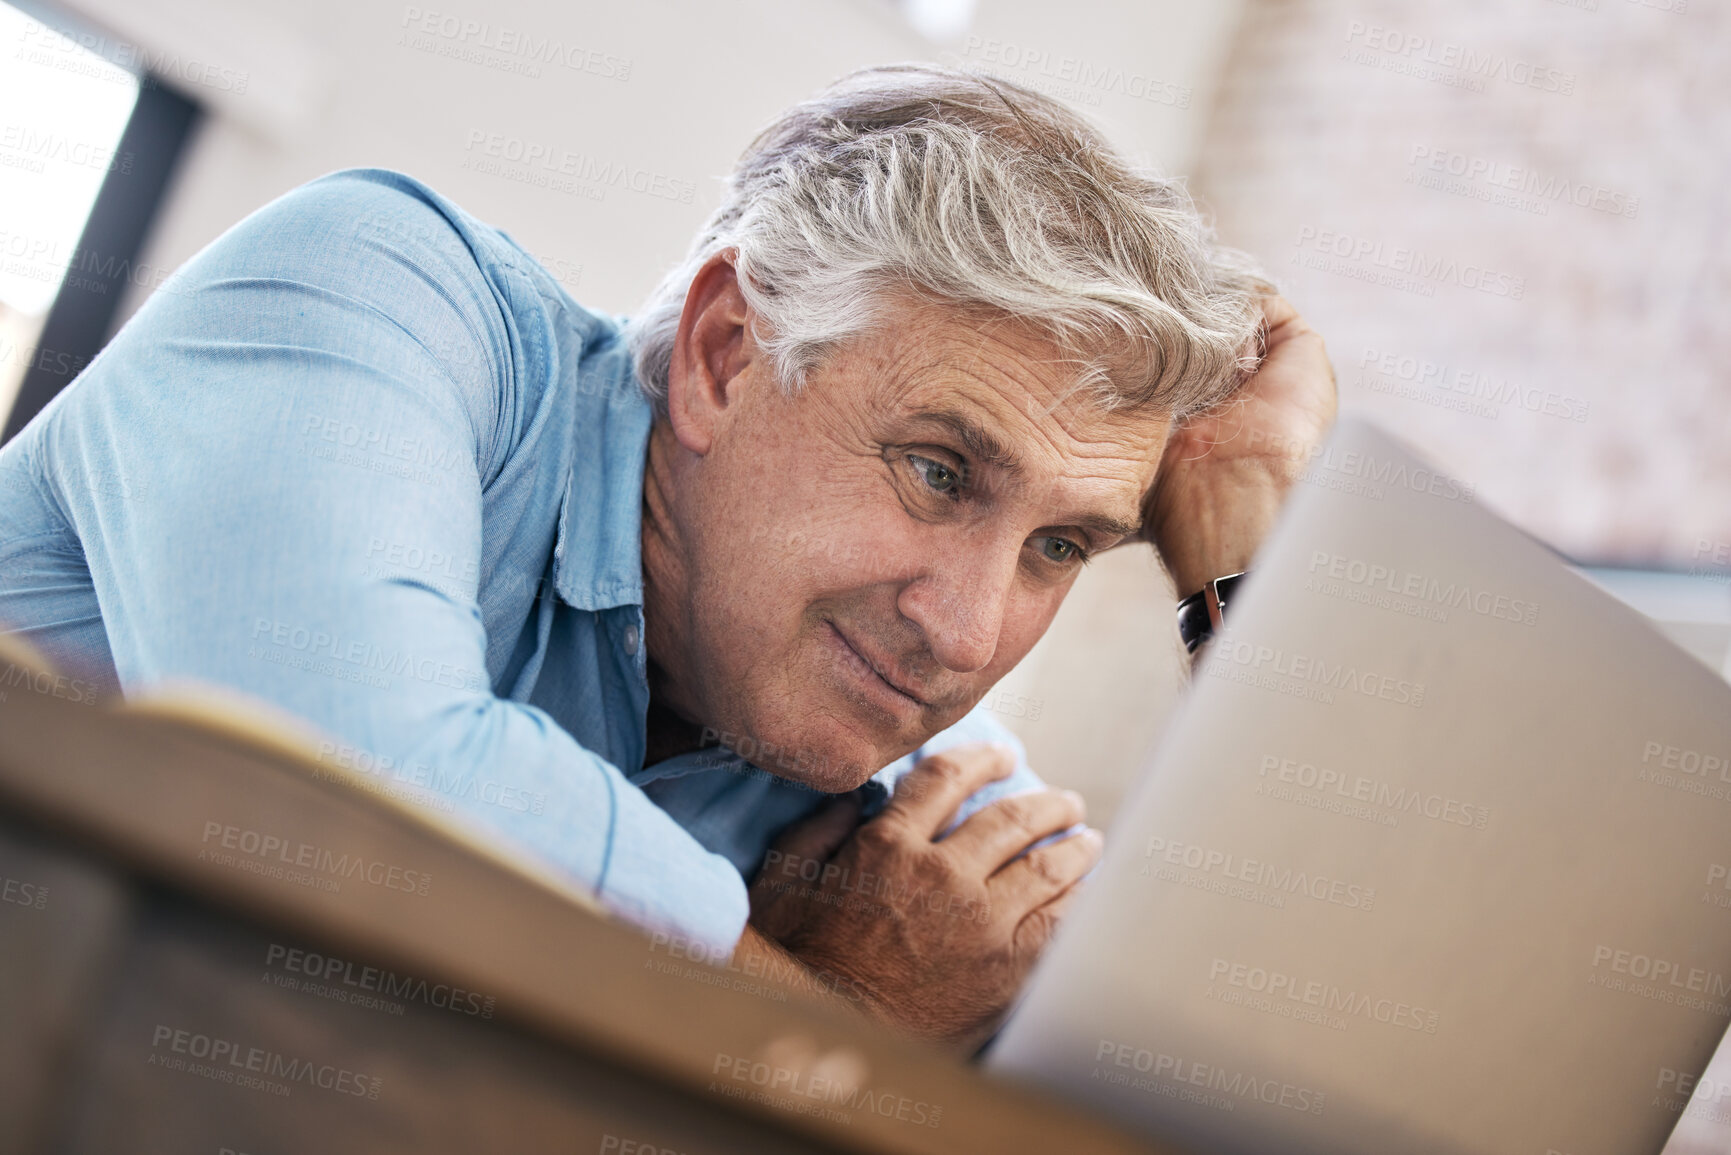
[0,646,1187,1155]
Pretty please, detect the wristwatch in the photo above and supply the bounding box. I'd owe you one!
[1175,571,1248,654]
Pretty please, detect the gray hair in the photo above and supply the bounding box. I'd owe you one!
[623,63,1271,420]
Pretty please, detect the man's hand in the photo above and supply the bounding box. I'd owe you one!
[747,742,1102,1052]
[1143,294,1338,598]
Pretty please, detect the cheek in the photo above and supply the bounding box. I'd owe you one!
[692,507,895,659]
[773,509,909,585]
[721,460,914,594]
[988,582,1070,674]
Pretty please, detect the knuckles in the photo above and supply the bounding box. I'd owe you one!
[1014,903,1063,953]
[914,750,970,785]
[1024,847,1070,887]
[989,795,1041,837]
[848,815,908,857]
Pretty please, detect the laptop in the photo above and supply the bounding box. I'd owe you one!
[986,417,1731,1155]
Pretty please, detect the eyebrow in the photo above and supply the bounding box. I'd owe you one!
[905,405,1025,477]
[1076,511,1143,541]
[901,404,1144,541]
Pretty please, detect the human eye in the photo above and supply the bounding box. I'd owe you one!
[1035,535,1090,566]
[906,452,964,499]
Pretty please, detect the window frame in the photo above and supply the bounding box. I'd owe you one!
[2,67,200,444]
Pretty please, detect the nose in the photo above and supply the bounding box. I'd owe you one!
[895,537,1020,675]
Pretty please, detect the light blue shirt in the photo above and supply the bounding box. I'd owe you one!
[0,168,1047,953]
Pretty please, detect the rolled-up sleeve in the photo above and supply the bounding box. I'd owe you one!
[33,173,748,950]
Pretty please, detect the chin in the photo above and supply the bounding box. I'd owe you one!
[727,695,964,792]
[739,705,904,794]
[718,630,948,792]
[774,727,886,794]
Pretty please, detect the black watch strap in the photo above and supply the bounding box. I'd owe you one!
[1176,571,1248,654]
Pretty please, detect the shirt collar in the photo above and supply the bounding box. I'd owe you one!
[549,311,655,613]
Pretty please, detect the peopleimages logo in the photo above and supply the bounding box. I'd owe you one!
[249,617,486,693]
[1294,226,1525,299]
[462,130,696,204]
[958,36,1191,108]
[1207,958,1441,1034]
[1636,740,1731,804]
[1406,144,1638,220]
[1257,754,1491,830]
[301,413,468,472]
[756,848,991,924]
[1693,539,1731,586]
[0,229,185,301]
[0,123,133,175]
[1656,1066,1731,1114]
[709,1053,943,1128]
[1642,741,1730,781]
[1290,441,1478,505]
[148,1024,381,1099]
[1307,550,1540,627]
[1,873,48,910]
[1142,836,1376,911]
[1590,945,1731,1002]
[1209,632,1426,709]
[1705,864,1731,910]
[0,661,100,705]
[199,820,432,896]
[1093,1039,1327,1115]
[1358,348,1590,424]
[18,21,250,93]
[1342,21,1576,95]
[315,739,546,816]
[645,928,865,1005]
[398,6,632,79]
[264,943,495,1018]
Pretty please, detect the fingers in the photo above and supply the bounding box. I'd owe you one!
[1259,292,1300,331]
[1259,295,1326,363]
[943,788,1087,870]
[759,791,863,879]
[880,742,1017,840]
[1012,880,1087,958]
[989,826,1103,911]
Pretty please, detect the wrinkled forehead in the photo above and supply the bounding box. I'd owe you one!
[848,303,1172,478]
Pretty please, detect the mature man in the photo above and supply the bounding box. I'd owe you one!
[0,65,1334,1049]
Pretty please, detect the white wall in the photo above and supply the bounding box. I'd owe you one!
[53,0,1250,820]
[62,0,1244,328]
[1195,0,1731,569]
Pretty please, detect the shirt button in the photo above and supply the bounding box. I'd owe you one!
[623,624,639,655]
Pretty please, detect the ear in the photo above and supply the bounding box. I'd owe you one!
[666,250,755,457]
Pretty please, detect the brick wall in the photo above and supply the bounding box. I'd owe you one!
[1195,0,1728,567]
